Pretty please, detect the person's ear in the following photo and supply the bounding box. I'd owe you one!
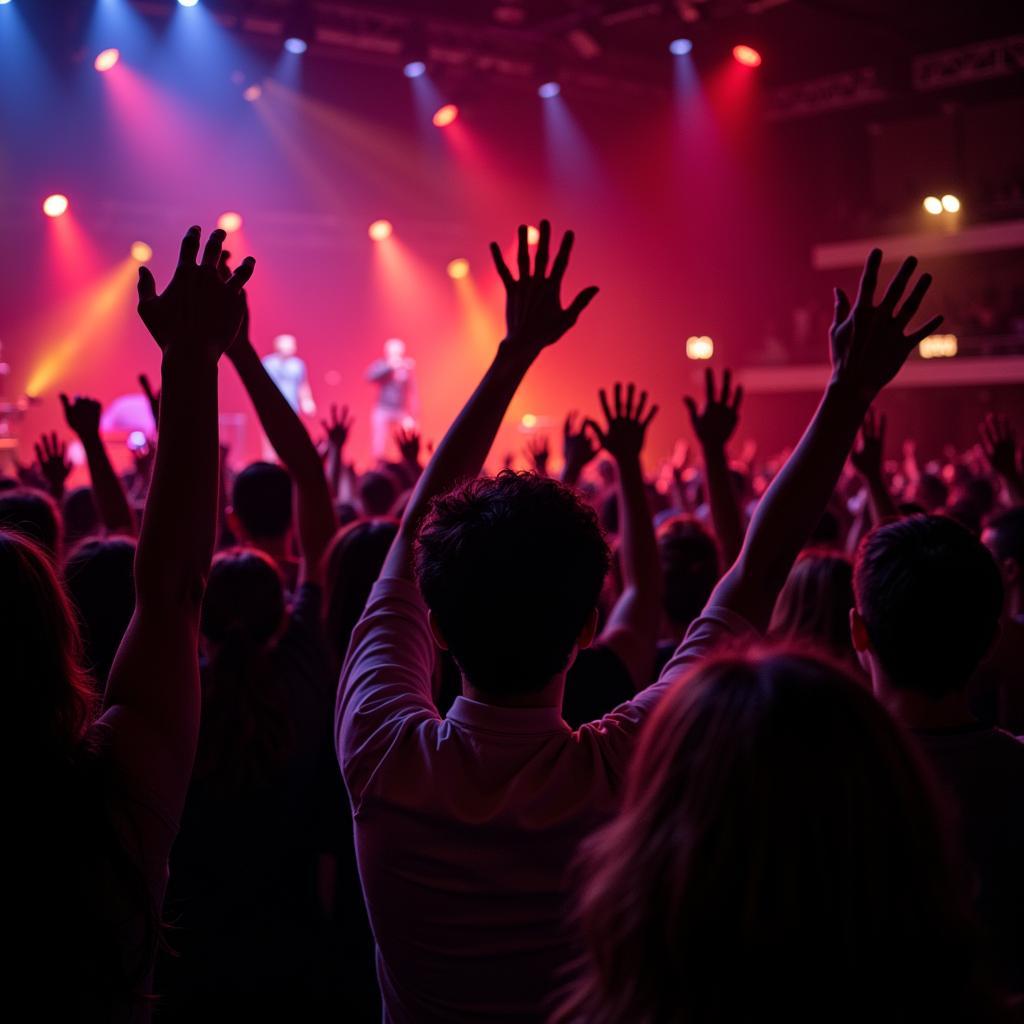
[576,607,599,651]
[850,607,871,653]
[428,609,449,651]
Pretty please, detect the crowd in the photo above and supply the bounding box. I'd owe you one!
[2,221,1022,1022]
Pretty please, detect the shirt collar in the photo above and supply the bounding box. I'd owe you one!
[446,696,570,736]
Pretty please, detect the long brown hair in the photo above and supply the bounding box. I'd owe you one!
[556,649,1001,1023]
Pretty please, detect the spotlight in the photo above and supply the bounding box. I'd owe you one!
[177,0,199,7]
[432,103,459,127]
[368,219,393,241]
[941,193,961,213]
[526,225,540,246]
[0,1,12,6]
[94,48,120,72]
[242,83,262,102]
[685,335,714,360]
[732,44,762,67]
[538,81,560,99]
[669,38,693,56]
[923,196,943,215]
[217,211,243,233]
[447,258,470,280]
[130,241,153,263]
[919,334,957,359]
[284,37,308,54]
[521,413,538,429]
[42,194,69,218]
[404,61,426,78]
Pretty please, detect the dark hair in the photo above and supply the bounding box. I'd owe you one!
[557,650,998,1023]
[0,487,61,557]
[770,549,855,665]
[359,470,398,517]
[64,536,137,690]
[415,472,609,695]
[324,517,399,671]
[656,515,719,630]
[854,515,1002,697]
[231,462,292,540]
[198,548,290,792]
[983,505,1024,568]
[62,485,100,547]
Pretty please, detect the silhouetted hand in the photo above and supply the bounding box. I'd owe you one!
[139,373,160,428]
[60,393,102,441]
[830,249,942,403]
[684,368,742,450]
[137,226,255,359]
[850,407,886,481]
[34,432,71,496]
[563,411,598,481]
[490,219,598,359]
[131,443,155,484]
[322,403,353,450]
[980,413,1022,482]
[395,425,422,465]
[525,435,550,475]
[587,382,658,463]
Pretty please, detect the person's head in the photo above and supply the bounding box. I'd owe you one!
[62,485,100,548]
[770,549,856,665]
[558,650,993,1023]
[199,548,289,789]
[907,471,948,512]
[656,515,719,635]
[228,462,293,545]
[982,505,1024,616]
[0,530,94,759]
[416,471,609,698]
[0,487,61,558]
[63,536,136,690]
[324,517,399,669]
[359,470,398,518]
[273,333,297,358]
[852,515,1002,699]
[384,337,405,361]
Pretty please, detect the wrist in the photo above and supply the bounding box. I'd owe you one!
[493,340,537,377]
[825,377,874,415]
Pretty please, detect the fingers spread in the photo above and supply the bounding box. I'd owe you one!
[178,225,202,267]
[201,228,227,268]
[549,229,575,283]
[137,266,157,304]
[878,256,917,313]
[490,242,514,288]
[895,272,932,328]
[565,285,598,323]
[535,219,551,278]
[517,224,530,279]
[856,248,882,306]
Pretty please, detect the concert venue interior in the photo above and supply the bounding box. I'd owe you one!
[4,2,1023,1021]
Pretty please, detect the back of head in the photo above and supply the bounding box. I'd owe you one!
[231,462,292,541]
[199,547,288,789]
[359,470,398,517]
[324,517,399,669]
[0,530,94,758]
[561,650,992,1023]
[0,487,61,558]
[770,549,855,664]
[657,515,719,631]
[854,515,1002,697]
[64,536,137,690]
[62,485,100,548]
[416,471,609,696]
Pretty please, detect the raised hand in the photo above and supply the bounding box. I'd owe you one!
[60,393,102,440]
[139,373,160,428]
[830,249,942,402]
[525,435,550,476]
[34,432,71,497]
[684,368,742,451]
[137,226,254,359]
[395,425,422,466]
[322,403,353,450]
[489,219,598,359]
[980,413,1022,482]
[562,411,598,485]
[587,382,658,463]
[850,407,886,481]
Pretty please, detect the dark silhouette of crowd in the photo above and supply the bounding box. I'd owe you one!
[3,222,1021,1022]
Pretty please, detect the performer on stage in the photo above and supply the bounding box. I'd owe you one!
[366,338,417,459]
[262,334,316,417]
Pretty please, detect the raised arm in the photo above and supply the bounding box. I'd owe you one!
[850,407,900,522]
[585,383,661,686]
[381,219,598,580]
[61,394,136,536]
[709,249,942,631]
[684,367,745,568]
[980,413,1024,505]
[103,226,254,820]
[34,432,71,503]
[321,403,353,500]
[561,411,599,487]
[228,319,337,586]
